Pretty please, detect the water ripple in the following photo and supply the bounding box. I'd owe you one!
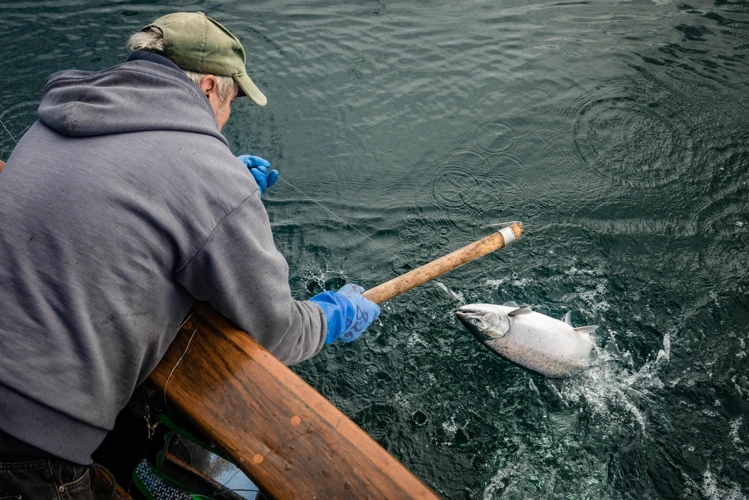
[395,211,463,264]
[572,95,695,188]
[0,98,38,154]
[427,150,524,218]
[471,121,517,155]
[3,0,749,498]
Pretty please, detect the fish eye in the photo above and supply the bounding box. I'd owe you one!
[472,318,481,325]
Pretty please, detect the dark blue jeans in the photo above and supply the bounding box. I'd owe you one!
[0,425,120,500]
[0,458,98,499]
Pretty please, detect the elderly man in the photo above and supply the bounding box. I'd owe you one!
[0,12,379,497]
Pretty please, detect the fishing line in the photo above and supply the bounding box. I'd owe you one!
[18,122,33,138]
[277,176,410,269]
[277,176,471,302]
[0,119,18,145]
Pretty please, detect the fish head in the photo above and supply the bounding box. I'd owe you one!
[456,304,511,342]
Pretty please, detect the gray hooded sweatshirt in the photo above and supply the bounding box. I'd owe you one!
[0,53,326,464]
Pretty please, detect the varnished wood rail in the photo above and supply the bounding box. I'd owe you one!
[149,303,439,499]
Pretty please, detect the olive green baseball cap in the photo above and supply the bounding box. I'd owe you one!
[146,12,267,106]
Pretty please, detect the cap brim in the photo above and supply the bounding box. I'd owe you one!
[235,73,267,107]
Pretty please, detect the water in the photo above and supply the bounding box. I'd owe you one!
[2,0,748,497]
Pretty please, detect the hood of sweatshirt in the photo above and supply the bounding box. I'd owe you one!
[37,54,228,146]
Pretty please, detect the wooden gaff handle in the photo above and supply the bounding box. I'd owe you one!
[363,222,523,304]
[0,160,5,172]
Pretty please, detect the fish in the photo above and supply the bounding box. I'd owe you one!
[456,302,596,378]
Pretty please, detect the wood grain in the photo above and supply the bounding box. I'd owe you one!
[149,303,439,499]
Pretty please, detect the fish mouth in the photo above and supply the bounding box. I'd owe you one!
[456,304,510,341]
[456,305,483,319]
[455,308,495,342]
[455,309,471,322]
[456,305,492,324]
[455,307,480,327]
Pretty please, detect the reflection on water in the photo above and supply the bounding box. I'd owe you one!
[2,0,749,497]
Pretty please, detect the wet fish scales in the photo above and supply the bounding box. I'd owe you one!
[456,303,596,378]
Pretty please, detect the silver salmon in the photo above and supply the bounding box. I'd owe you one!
[456,302,596,378]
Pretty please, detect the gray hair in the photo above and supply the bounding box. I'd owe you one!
[127,27,238,104]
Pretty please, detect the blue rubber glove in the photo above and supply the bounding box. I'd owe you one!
[310,284,381,344]
[237,155,279,196]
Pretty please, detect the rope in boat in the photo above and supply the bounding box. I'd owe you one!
[163,313,195,414]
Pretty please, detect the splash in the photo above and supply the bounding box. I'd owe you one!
[486,278,506,289]
[729,417,743,445]
[577,283,611,313]
[435,281,465,304]
[558,328,672,434]
[700,464,746,500]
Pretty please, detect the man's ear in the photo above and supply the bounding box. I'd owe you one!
[199,75,219,97]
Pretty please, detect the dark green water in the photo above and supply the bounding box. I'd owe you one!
[2,0,748,498]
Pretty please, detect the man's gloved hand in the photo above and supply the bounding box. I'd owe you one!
[237,155,279,196]
[309,284,381,344]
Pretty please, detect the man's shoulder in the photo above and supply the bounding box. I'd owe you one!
[135,131,257,210]
[39,58,222,144]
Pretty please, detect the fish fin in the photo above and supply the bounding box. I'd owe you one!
[574,325,597,335]
[562,311,573,325]
[508,306,532,317]
[503,301,519,308]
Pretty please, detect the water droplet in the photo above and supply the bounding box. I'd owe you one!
[412,410,427,426]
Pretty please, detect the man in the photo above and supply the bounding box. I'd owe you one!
[0,12,379,497]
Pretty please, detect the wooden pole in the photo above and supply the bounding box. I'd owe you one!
[364,222,523,304]
[0,159,5,172]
